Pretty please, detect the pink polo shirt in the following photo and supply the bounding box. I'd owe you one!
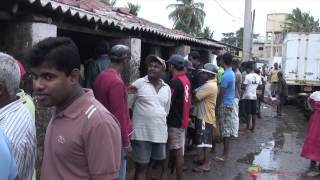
[40,89,121,180]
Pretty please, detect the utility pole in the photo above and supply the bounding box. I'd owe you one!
[243,0,252,61]
[250,9,256,61]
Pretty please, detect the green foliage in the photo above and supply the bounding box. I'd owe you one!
[222,27,258,48]
[167,0,206,35]
[126,2,141,16]
[100,0,117,6]
[198,26,214,39]
[286,8,320,32]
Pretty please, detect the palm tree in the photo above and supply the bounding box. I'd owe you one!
[167,0,206,35]
[286,8,320,32]
[126,2,141,16]
[100,0,117,7]
[198,26,214,39]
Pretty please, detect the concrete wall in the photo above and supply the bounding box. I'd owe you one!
[252,43,265,59]
[112,38,141,84]
[0,22,57,59]
[171,45,191,58]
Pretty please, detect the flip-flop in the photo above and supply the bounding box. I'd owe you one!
[213,156,226,162]
[192,166,210,173]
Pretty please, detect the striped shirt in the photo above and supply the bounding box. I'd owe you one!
[0,99,36,180]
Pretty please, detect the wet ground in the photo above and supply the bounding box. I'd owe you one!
[127,104,318,180]
[179,104,317,180]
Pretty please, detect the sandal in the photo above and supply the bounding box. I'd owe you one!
[213,156,227,162]
[192,166,210,173]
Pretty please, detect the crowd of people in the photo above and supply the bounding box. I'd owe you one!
[0,36,319,180]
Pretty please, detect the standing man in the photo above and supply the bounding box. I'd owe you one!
[85,40,111,89]
[26,37,121,180]
[242,63,262,132]
[269,63,280,96]
[94,45,133,180]
[276,71,288,117]
[167,54,191,180]
[215,53,235,161]
[128,55,171,180]
[0,52,36,180]
[188,51,204,90]
[192,63,218,172]
[231,59,242,137]
[216,55,225,86]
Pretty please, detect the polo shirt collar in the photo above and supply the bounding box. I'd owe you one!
[207,79,216,83]
[0,99,23,120]
[55,89,94,119]
[143,76,166,87]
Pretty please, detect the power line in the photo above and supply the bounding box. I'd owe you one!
[213,0,242,20]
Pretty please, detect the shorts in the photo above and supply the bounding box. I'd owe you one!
[168,127,186,150]
[243,99,257,115]
[131,140,166,164]
[239,99,246,118]
[194,119,213,148]
[218,104,234,138]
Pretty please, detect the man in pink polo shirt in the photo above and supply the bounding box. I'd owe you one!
[94,44,133,180]
[25,37,121,180]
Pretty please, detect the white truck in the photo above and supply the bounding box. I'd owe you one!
[282,33,320,116]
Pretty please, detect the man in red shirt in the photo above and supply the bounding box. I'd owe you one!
[26,37,121,180]
[94,45,133,180]
[166,54,191,180]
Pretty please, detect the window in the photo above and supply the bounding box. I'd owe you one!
[258,47,264,51]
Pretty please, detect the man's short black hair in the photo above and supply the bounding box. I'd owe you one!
[222,53,233,66]
[25,37,80,75]
[95,40,110,56]
[232,59,240,66]
[246,62,254,71]
[189,51,200,60]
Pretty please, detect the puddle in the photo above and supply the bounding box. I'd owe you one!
[238,133,302,179]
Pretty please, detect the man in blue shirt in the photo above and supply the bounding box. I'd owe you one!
[0,129,17,180]
[215,53,235,162]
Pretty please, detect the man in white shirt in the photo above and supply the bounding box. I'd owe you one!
[242,63,262,132]
[0,52,36,180]
[128,55,171,180]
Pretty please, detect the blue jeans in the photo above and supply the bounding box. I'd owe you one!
[118,147,126,180]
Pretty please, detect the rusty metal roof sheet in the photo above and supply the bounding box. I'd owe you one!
[24,0,224,48]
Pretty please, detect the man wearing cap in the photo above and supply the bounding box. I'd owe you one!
[128,55,171,180]
[192,63,218,172]
[94,44,133,180]
[167,54,191,180]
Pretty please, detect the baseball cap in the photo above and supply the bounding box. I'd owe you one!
[146,55,166,70]
[167,54,185,68]
[109,44,131,62]
[199,63,218,75]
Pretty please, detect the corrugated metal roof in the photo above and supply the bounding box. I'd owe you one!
[22,0,224,48]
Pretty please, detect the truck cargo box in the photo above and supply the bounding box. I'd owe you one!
[282,33,320,86]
